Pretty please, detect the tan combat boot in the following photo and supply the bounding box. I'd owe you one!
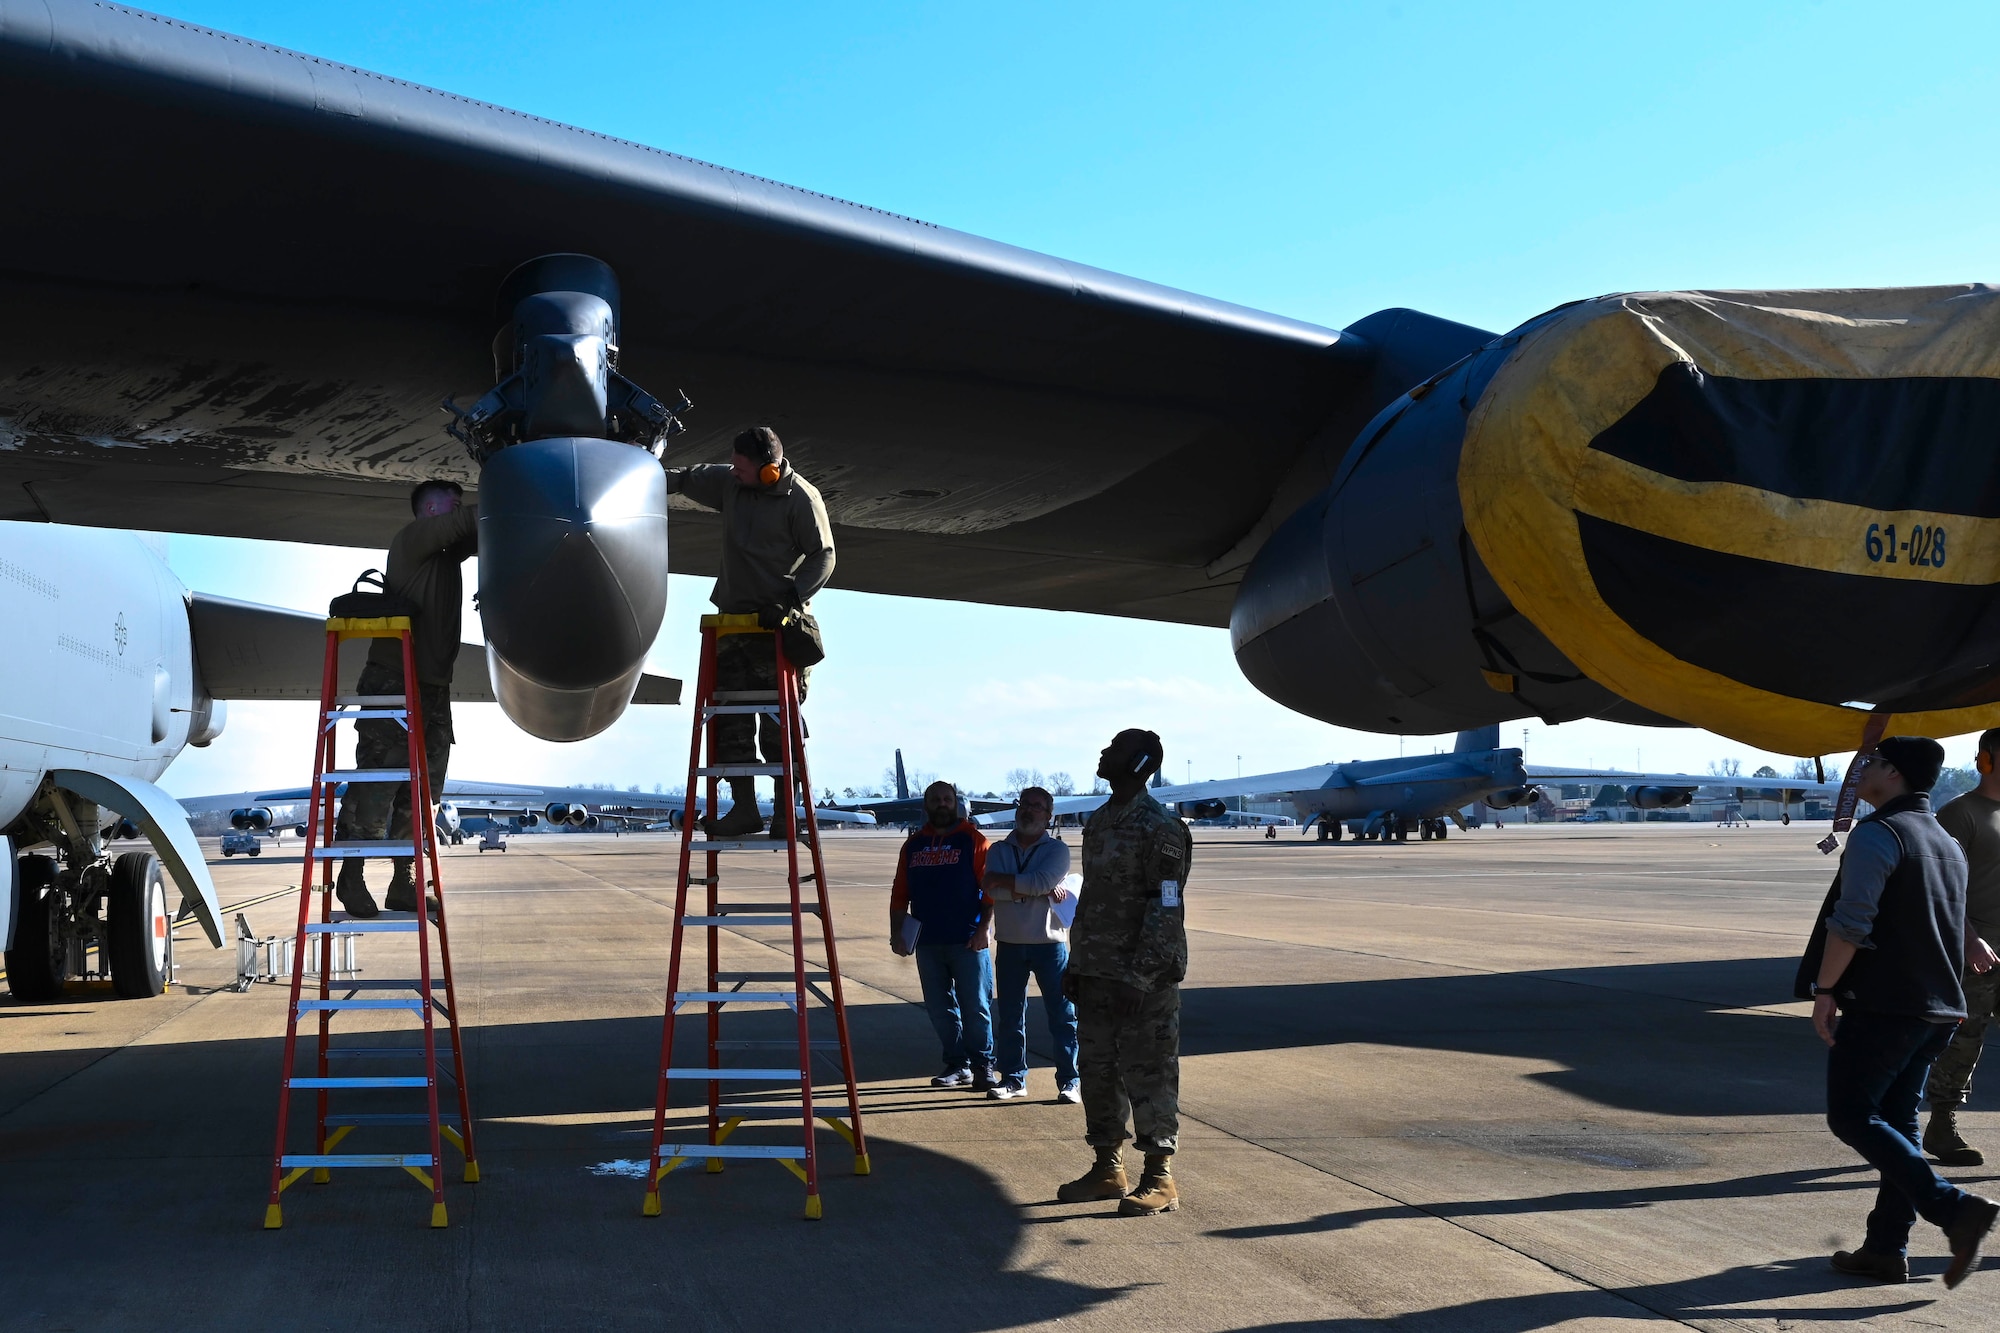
[702,778,765,839]
[1118,1153,1179,1216]
[1056,1147,1128,1203]
[1925,1106,1985,1166]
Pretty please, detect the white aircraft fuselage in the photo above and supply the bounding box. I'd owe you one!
[0,524,216,827]
[0,522,227,1000]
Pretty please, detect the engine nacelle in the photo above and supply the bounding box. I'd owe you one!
[582,814,601,831]
[230,807,272,832]
[546,802,589,827]
[1630,785,1695,810]
[1177,799,1229,820]
[1484,786,1541,810]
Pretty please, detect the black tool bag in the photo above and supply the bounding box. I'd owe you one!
[328,569,416,620]
[780,607,826,669]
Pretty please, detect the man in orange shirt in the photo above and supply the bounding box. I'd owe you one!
[889,781,994,1089]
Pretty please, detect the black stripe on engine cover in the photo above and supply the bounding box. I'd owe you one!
[1589,365,2000,519]
[1576,511,2000,712]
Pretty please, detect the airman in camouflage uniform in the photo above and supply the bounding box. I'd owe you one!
[1057,728,1191,1216]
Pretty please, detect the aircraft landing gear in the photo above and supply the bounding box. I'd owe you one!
[1394,816,1410,842]
[3,855,63,1001]
[3,786,174,1002]
[107,851,170,999]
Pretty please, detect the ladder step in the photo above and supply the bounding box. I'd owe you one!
[689,840,809,852]
[695,764,787,778]
[656,1143,806,1160]
[280,1153,434,1168]
[663,1068,802,1080]
[325,709,409,721]
[288,1076,430,1089]
[673,991,799,1009]
[702,704,782,716]
[309,918,419,933]
[323,1046,454,1059]
[711,691,780,702]
[715,971,831,983]
[312,842,418,859]
[326,979,429,991]
[709,1104,835,1119]
[335,694,407,705]
[683,915,794,927]
[321,769,413,783]
[715,902,821,915]
[324,1112,462,1126]
[715,1039,843,1050]
[298,998,425,1013]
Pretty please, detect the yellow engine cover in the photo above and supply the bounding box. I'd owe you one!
[1459,285,2000,754]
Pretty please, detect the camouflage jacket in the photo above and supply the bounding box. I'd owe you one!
[1069,790,1192,991]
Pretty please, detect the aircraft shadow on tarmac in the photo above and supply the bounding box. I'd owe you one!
[1172,954,2000,1119]
[0,1000,1132,1332]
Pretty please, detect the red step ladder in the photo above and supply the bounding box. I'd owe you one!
[642,612,867,1220]
[263,614,477,1229]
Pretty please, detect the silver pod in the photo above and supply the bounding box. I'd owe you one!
[477,437,669,741]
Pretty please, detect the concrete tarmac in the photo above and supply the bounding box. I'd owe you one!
[3,823,1997,1331]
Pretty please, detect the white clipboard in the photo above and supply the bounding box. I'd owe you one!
[1050,873,1082,930]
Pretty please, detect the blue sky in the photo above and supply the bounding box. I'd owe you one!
[152,0,2000,797]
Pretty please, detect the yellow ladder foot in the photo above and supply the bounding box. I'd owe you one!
[803,1193,823,1221]
[705,1159,725,1174]
[854,1153,871,1176]
[642,1191,662,1217]
[463,1161,481,1184]
[263,1203,283,1230]
[430,1202,449,1229]
[312,1167,331,1185]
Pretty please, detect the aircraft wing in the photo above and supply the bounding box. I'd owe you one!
[1522,766,1840,796]
[189,593,680,705]
[978,764,1346,824]
[0,2,1486,628]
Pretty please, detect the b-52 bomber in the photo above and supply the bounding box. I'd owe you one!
[1017,727,1841,842]
[2,0,1997,989]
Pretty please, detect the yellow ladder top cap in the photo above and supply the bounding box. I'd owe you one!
[701,612,769,635]
[326,615,413,639]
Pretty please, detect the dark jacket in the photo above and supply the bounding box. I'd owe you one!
[889,821,989,948]
[1794,793,1969,1020]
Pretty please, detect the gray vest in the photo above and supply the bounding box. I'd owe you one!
[1837,794,1969,1020]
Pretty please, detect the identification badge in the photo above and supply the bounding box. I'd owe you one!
[1159,880,1181,907]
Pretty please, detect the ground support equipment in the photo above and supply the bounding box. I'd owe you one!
[262,616,477,1229]
[643,613,868,1221]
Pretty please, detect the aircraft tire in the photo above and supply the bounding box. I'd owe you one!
[1436,821,1448,840]
[1328,819,1342,842]
[5,855,65,1002]
[108,852,169,1000]
[1395,820,1409,842]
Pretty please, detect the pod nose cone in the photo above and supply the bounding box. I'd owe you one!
[477,438,668,741]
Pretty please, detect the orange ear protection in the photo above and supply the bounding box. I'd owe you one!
[759,461,782,486]
[1980,750,1993,776]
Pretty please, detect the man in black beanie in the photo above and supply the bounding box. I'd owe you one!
[1807,735,1998,1286]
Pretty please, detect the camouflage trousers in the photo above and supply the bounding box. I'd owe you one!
[1074,975,1180,1154]
[1926,965,2000,1109]
[710,631,811,765]
[334,661,453,849]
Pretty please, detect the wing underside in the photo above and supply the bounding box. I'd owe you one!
[0,1,1480,628]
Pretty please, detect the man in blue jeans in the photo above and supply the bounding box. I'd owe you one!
[889,781,996,1089]
[1804,735,1998,1287]
[983,787,1080,1103]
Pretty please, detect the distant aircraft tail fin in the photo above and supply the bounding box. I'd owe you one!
[895,749,908,801]
[1454,725,1502,753]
